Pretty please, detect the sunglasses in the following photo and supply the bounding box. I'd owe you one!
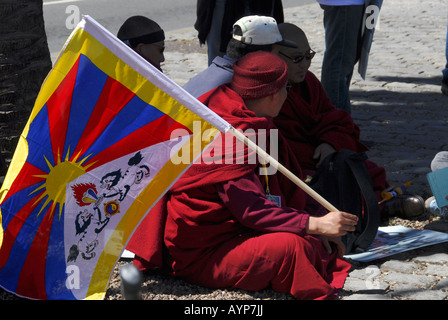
[279,49,316,63]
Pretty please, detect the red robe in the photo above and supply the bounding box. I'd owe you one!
[127,84,351,300]
[274,72,388,193]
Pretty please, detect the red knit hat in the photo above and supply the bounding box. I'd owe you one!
[231,51,288,100]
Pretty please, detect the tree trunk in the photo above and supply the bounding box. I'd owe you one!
[0,0,52,172]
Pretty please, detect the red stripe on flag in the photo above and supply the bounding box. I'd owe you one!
[15,205,55,300]
[0,163,49,205]
[46,57,80,163]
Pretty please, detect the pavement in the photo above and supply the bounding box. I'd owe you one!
[158,0,448,301]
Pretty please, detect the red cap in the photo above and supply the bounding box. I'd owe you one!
[231,52,288,100]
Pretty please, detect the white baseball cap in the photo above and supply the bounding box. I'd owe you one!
[232,15,297,48]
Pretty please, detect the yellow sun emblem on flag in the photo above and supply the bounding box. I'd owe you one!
[30,149,95,219]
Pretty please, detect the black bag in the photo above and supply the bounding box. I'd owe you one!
[308,149,380,254]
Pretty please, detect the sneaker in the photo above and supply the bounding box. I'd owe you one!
[382,194,425,218]
[425,196,448,217]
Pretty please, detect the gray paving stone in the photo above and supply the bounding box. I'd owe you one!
[380,260,420,273]
[422,265,448,277]
[390,284,448,300]
[342,293,394,300]
[413,253,448,265]
[381,273,437,288]
[433,278,448,291]
[348,265,381,280]
[343,276,389,292]
[343,277,368,292]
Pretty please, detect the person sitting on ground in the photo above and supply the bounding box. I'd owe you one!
[117,15,166,71]
[183,15,296,98]
[425,151,448,218]
[272,23,424,219]
[127,51,358,300]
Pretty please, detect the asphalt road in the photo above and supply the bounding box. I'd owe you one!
[42,0,315,59]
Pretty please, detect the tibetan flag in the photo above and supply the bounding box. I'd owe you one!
[0,16,230,300]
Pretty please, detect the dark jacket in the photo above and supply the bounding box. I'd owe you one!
[194,0,284,52]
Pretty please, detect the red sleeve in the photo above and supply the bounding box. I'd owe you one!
[277,72,368,153]
[305,73,366,152]
[216,171,310,236]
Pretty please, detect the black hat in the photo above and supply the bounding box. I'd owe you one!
[117,16,165,47]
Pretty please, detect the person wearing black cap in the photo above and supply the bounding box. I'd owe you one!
[117,16,166,71]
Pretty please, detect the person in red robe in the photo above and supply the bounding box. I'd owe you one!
[272,23,388,192]
[127,51,358,300]
[272,23,425,218]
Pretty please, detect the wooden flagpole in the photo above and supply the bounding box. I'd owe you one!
[229,127,339,212]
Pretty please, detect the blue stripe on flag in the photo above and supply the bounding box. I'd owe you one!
[26,105,55,171]
[44,206,77,300]
[64,54,109,159]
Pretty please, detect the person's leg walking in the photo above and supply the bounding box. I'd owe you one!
[320,5,364,113]
[442,23,448,95]
[206,0,227,65]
